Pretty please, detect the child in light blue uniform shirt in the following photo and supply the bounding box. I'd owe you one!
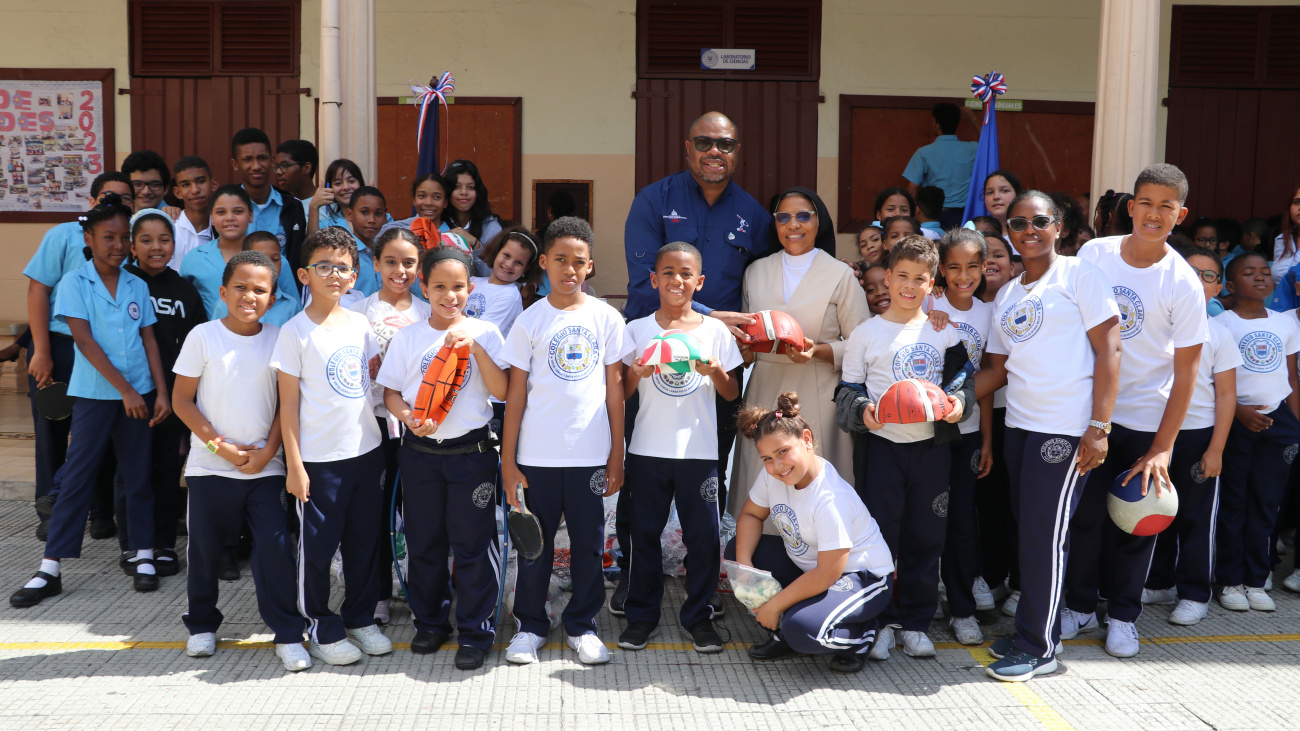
[181,186,255,320]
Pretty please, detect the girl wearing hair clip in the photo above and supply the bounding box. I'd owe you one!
[471,225,538,337]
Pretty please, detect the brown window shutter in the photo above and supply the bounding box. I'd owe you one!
[642,1,727,75]
[1171,7,1261,86]
[1264,8,1300,86]
[731,2,818,78]
[132,1,215,76]
[217,3,299,74]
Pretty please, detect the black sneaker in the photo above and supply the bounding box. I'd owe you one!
[683,619,725,653]
[828,651,866,674]
[34,494,56,519]
[218,549,240,581]
[454,645,488,670]
[132,560,159,592]
[35,519,48,542]
[154,548,180,577]
[608,573,629,617]
[10,572,61,608]
[89,517,117,540]
[747,634,796,661]
[706,593,726,619]
[119,551,137,577]
[410,630,450,655]
[617,622,659,650]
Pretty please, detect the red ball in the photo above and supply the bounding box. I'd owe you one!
[742,310,805,355]
[875,379,952,425]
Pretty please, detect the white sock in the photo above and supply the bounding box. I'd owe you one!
[135,549,156,575]
[25,559,60,589]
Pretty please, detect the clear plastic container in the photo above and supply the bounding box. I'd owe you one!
[722,559,783,610]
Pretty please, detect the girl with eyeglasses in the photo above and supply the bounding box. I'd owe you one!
[728,187,869,525]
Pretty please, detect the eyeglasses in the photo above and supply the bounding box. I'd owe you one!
[273,162,302,174]
[690,136,739,154]
[1190,266,1221,284]
[1195,236,1218,245]
[308,263,356,278]
[1007,216,1059,233]
[774,210,816,225]
[131,180,166,193]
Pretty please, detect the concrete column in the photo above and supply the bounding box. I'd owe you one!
[1089,0,1160,208]
[319,0,342,168]
[339,0,377,180]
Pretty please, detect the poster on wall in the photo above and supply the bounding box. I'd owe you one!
[0,69,113,223]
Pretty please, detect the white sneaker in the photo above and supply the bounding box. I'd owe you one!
[1059,608,1099,640]
[1246,587,1276,611]
[900,630,936,657]
[1219,584,1250,611]
[567,633,611,665]
[972,577,995,611]
[373,600,391,625]
[276,642,312,671]
[505,631,546,664]
[1141,587,1178,605]
[1002,590,1021,618]
[186,632,216,658]
[1265,574,1274,591]
[868,626,893,661]
[1105,619,1140,658]
[347,624,393,655]
[950,616,983,646]
[308,638,363,666]
[990,580,1009,602]
[1283,569,1300,593]
[1168,600,1209,626]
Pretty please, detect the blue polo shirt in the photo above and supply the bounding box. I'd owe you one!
[623,170,771,320]
[54,260,157,400]
[261,287,302,327]
[351,232,381,297]
[23,221,91,337]
[902,135,979,208]
[246,185,284,240]
[180,241,302,324]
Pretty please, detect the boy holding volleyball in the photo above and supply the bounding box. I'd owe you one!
[840,235,971,660]
[1065,164,1207,658]
[618,241,742,653]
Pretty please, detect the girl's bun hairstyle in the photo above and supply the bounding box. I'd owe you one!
[736,391,815,447]
[79,193,133,233]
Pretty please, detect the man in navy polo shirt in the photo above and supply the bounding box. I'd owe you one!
[615,111,771,616]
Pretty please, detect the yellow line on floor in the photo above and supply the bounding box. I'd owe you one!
[966,648,1075,731]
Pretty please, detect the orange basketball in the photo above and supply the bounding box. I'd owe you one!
[409,216,441,249]
[413,343,471,427]
[875,378,953,425]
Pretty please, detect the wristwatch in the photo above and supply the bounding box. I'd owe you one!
[1088,420,1111,435]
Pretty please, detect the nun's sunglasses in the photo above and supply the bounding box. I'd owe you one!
[691,136,739,154]
[774,210,816,225]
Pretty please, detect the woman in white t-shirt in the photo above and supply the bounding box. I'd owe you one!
[728,391,894,675]
[975,191,1120,683]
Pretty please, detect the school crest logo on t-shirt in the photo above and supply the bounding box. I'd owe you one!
[892,343,943,383]
[127,302,141,320]
[1239,331,1284,373]
[465,292,487,319]
[1113,286,1144,340]
[1001,296,1044,343]
[653,369,702,397]
[771,503,808,557]
[548,326,600,381]
[953,321,983,366]
[326,346,368,398]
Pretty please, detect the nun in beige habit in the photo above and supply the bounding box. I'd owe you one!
[728,186,870,518]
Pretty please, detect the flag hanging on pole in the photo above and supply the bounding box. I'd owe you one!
[410,72,455,180]
[961,71,1006,225]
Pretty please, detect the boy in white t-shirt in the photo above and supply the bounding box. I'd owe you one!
[617,242,743,654]
[1065,164,1208,658]
[500,217,631,666]
[271,227,391,667]
[1215,251,1300,612]
[840,235,970,660]
[171,250,307,672]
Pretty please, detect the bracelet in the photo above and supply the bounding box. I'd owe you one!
[206,436,226,454]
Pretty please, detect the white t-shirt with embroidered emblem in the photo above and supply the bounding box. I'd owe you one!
[1217,309,1300,413]
[1185,317,1244,430]
[842,316,960,444]
[748,459,893,576]
[501,295,631,467]
[468,277,525,336]
[623,315,743,460]
[1079,236,1209,432]
[270,309,382,462]
[929,294,992,435]
[375,316,506,441]
[987,257,1120,437]
[349,292,431,417]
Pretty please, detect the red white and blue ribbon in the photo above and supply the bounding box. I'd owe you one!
[970,71,1007,125]
[410,71,455,170]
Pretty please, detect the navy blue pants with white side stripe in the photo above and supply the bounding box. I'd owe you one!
[397,436,501,650]
[726,537,891,655]
[942,431,983,618]
[623,454,720,630]
[1004,428,1087,659]
[1217,405,1300,588]
[1064,424,1160,623]
[514,465,606,638]
[296,448,385,645]
[1147,427,1218,603]
[862,434,950,632]
[184,474,302,643]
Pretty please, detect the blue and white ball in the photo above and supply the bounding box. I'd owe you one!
[1107,469,1178,536]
